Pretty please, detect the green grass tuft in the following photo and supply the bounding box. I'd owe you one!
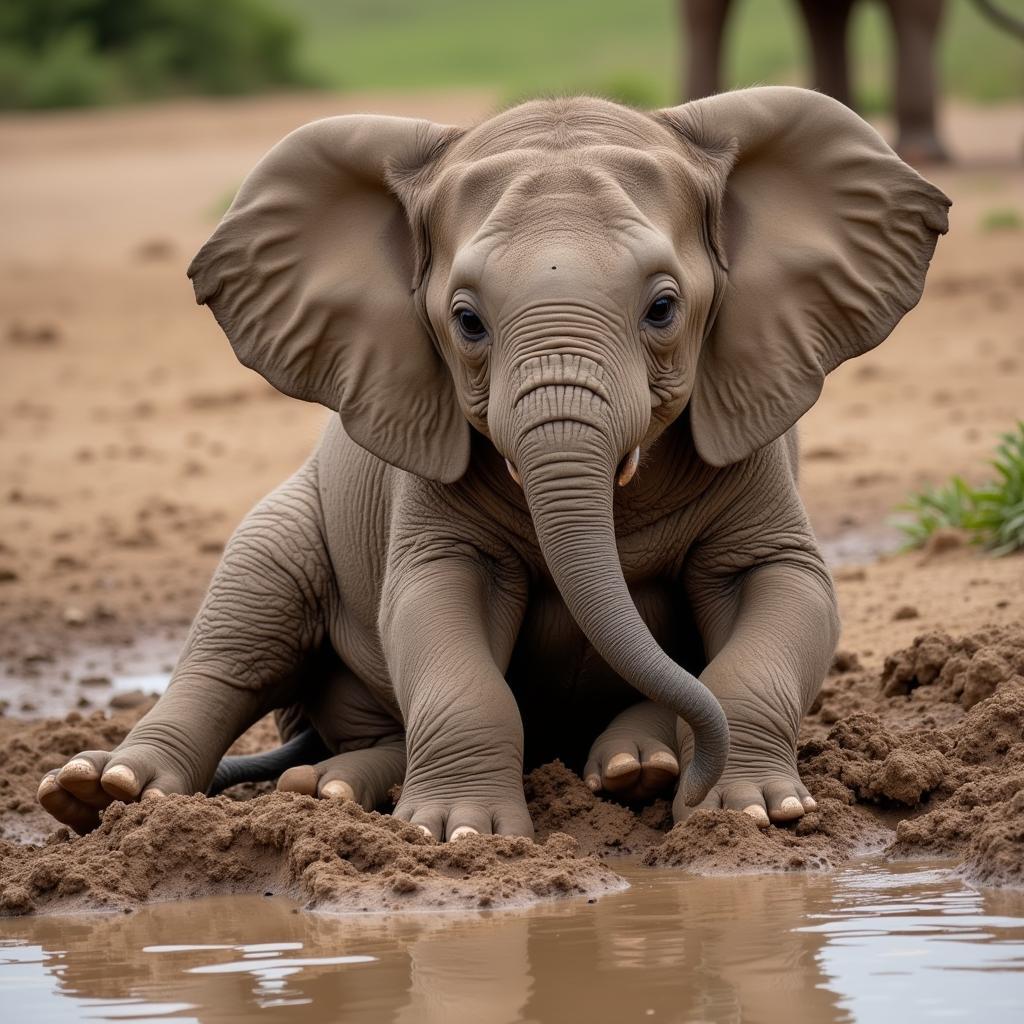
[980,207,1024,232]
[894,422,1024,556]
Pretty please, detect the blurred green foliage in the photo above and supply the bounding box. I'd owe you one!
[979,206,1024,231]
[285,0,1024,106]
[0,0,313,109]
[2,0,1022,110]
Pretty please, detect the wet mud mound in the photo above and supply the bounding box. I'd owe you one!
[886,686,1024,887]
[881,626,1024,709]
[648,624,1024,882]
[2,623,1022,913]
[643,801,891,874]
[804,625,1024,887]
[526,760,667,856]
[0,792,625,917]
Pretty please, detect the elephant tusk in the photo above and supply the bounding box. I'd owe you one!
[616,447,640,487]
[505,458,523,487]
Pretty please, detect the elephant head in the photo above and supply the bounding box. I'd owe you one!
[188,88,949,804]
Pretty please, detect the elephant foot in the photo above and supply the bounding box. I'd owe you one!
[895,132,950,167]
[276,738,407,812]
[584,700,680,802]
[391,771,534,842]
[674,766,817,828]
[37,744,198,835]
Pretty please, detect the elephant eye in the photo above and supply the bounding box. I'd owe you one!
[643,296,676,328]
[455,307,488,342]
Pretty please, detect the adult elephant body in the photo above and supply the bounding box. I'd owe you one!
[38,89,949,841]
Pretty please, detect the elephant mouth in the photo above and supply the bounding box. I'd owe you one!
[504,445,640,488]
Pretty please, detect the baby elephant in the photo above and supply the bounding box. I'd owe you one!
[38,88,949,840]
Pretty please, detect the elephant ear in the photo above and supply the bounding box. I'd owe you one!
[657,87,950,467]
[188,115,470,483]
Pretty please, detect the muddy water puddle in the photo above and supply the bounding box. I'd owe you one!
[2,859,1023,1023]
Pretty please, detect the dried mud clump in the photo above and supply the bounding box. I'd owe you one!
[526,760,666,856]
[798,713,961,807]
[642,800,890,874]
[0,791,625,917]
[887,686,1024,887]
[881,625,1024,709]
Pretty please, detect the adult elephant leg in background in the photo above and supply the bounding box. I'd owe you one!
[681,0,950,163]
[884,0,949,164]
[795,0,856,111]
[681,0,733,102]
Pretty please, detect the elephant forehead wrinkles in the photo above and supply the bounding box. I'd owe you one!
[430,144,689,255]
[446,174,670,298]
[450,96,674,160]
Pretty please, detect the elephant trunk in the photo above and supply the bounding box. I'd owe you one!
[512,424,729,806]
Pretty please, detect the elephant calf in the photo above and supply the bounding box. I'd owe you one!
[38,88,949,840]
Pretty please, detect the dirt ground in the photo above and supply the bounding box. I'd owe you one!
[1,91,1022,914]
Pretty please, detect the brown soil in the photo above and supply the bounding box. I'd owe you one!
[1,92,1023,914]
[1,623,1023,915]
[0,792,624,917]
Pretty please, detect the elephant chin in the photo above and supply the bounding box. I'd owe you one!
[512,426,729,806]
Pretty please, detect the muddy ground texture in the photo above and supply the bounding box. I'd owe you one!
[1,621,1022,915]
[1,94,1023,915]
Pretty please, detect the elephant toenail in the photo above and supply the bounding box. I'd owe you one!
[802,796,818,811]
[742,804,771,827]
[59,759,98,781]
[37,775,60,799]
[321,780,356,802]
[605,753,641,778]
[277,765,319,795]
[584,774,601,792]
[646,751,680,773]
[417,825,435,840]
[102,765,140,796]
[449,826,479,841]
[141,787,167,801]
[778,797,804,817]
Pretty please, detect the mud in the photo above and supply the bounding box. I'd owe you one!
[0,792,624,917]
[2,623,1023,915]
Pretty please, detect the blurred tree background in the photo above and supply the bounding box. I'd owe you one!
[0,0,311,108]
[1,0,1021,110]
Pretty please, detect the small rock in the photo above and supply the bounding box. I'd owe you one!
[109,689,149,709]
[79,675,111,688]
[893,605,920,621]
[62,606,89,626]
[835,567,867,583]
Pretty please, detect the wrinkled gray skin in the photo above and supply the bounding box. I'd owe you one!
[38,88,949,841]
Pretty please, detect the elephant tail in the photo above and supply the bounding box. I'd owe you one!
[208,727,329,796]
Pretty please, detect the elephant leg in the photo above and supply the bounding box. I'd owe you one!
[884,0,949,163]
[681,0,733,100]
[677,563,838,828]
[38,464,331,834]
[583,699,680,801]
[278,739,407,811]
[278,659,406,809]
[795,0,855,109]
[383,557,533,841]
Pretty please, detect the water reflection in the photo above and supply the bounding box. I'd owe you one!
[1,861,1022,1024]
